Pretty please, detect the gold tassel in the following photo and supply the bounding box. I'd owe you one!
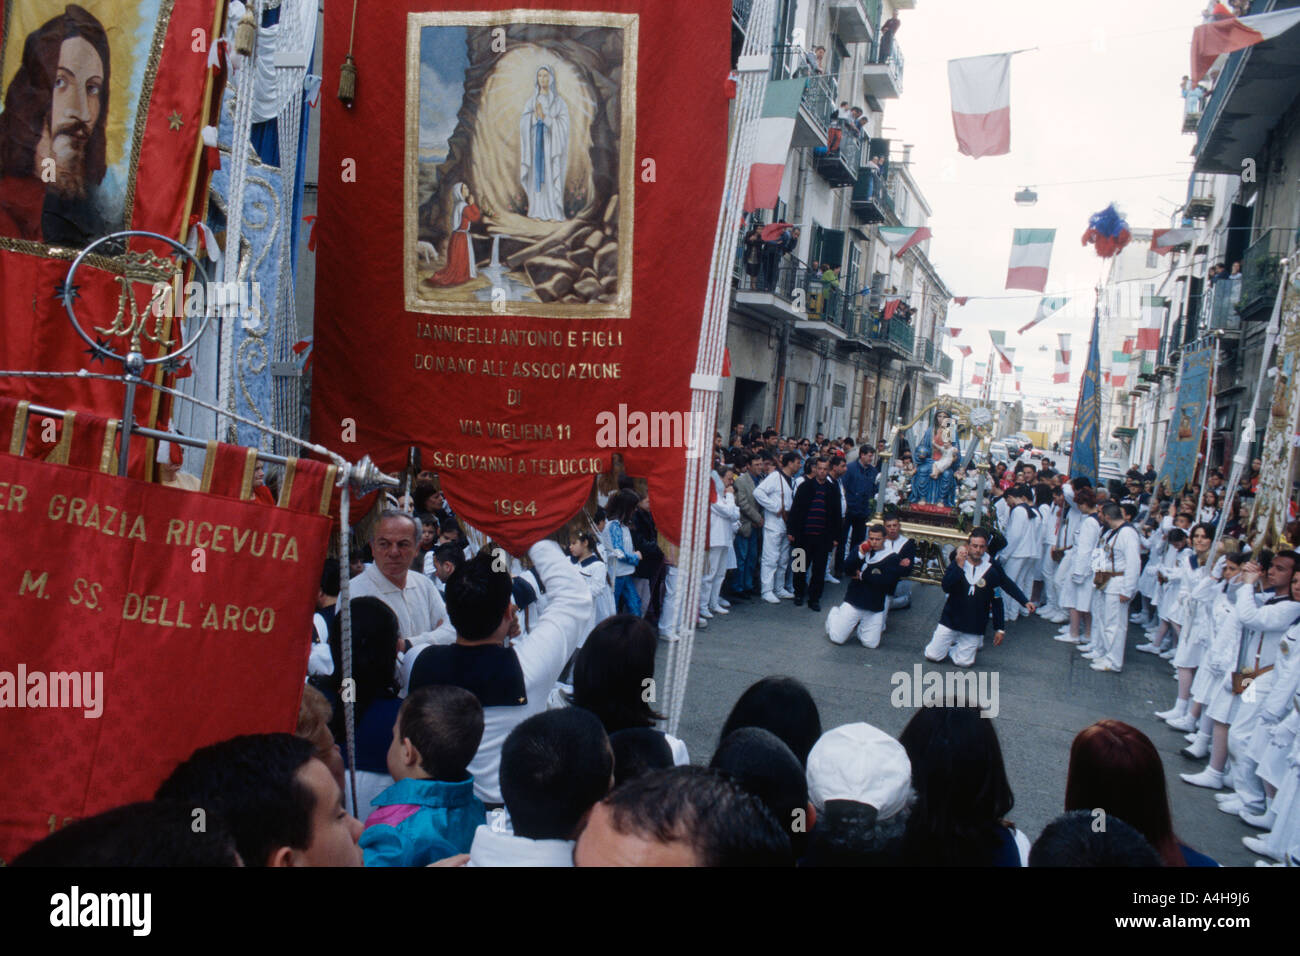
[233,9,257,57]
[338,54,357,107]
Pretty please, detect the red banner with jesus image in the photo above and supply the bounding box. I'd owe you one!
[0,451,330,864]
[311,0,731,553]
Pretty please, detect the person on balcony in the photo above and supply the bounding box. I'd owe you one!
[879,15,900,62]
[743,224,763,283]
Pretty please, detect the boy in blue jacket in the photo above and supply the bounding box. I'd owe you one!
[360,685,486,866]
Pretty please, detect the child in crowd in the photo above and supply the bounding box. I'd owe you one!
[605,490,643,616]
[359,685,486,867]
[570,531,616,626]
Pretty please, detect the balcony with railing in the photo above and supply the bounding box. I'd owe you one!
[850,165,893,223]
[735,258,808,321]
[797,281,853,339]
[828,0,873,43]
[1238,228,1292,319]
[1200,274,1242,333]
[862,36,904,100]
[1195,3,1300,175]
[938,353,954,380]
[813,126,863,187]
[1185,172,1214,220]
[863,314,914,357]
[732,0,752,29]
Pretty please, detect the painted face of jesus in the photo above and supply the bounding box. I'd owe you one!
[36,37,105,199]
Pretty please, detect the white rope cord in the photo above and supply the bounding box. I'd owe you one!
[337,475,358,816]
[218,0,263,443]
[272,0,309,456]
[663,0,775,735]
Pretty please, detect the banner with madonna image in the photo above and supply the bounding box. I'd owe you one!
[1157,345,1214,495]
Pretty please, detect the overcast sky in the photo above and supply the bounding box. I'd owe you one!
[887,0,1202,408]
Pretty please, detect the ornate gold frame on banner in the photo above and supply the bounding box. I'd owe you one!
[402,8,638,318]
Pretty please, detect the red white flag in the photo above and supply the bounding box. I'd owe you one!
[1150,227,1197,255]
[1053,351,1070,384]
[1191,8,1300,83]
[972,362,987,385]
[957,344,973,357]
[994,345,1015,374]
[745,79,804,212]
[948,327,962,337]
[948,53,1012,158]
[952,297,969,306]
[1137,295,1165,351]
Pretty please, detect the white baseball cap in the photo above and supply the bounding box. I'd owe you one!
[805,722,912,819]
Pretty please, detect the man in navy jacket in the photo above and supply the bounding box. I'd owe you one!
[826,525,902,648]
[838,446,878,577]
[924,528,1035,667]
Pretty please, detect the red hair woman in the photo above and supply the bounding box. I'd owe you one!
[1065,719,1217,866]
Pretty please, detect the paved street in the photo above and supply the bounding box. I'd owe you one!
[662,576,1264,867]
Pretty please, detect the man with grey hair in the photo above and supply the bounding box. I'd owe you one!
[350,510,456,673]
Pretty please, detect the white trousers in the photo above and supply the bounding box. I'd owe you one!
[701,545,728,612]
[659,565,679,636]
[760,524,790,596]
[1229,671,1277,809]
[1091,590,1126,670]
[925,623,981,667]
[826,603,886,648]
[1002,556,1034,619]
[1041,552,1060,609]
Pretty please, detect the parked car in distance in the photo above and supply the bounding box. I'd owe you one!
[988,441,1010,465]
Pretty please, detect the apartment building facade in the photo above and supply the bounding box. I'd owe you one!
[724,0,952,443]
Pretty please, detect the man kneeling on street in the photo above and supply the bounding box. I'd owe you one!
[826,525,901,649]
[924,528,1035,668]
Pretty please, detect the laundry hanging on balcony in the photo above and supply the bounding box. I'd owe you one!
[1191,7,1300,83]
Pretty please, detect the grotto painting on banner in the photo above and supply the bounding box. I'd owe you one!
[312,1,730,553]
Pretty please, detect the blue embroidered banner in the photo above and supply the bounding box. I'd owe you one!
[1158,345,1214,494]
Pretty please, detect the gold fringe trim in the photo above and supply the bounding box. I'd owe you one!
[200,439,219,492]
[45,411,76,465]
[240,448,259,500]
[9,401,30,455]
[100,421,120,473]
[278,457,299,507]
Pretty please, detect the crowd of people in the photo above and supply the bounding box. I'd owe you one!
[14,420,1300,868]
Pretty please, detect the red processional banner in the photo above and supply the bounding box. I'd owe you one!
[0,1,223,469]
[311,1,730,553]
[0,450,331,864]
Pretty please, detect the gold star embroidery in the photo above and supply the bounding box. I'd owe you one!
[168,111,184,131]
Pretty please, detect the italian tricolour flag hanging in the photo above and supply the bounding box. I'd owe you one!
[1006,229,1055,292]
[1191,8,1300,83]
[744,79,804,213]
[947,53,1012,158]
[878,226,932,258]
